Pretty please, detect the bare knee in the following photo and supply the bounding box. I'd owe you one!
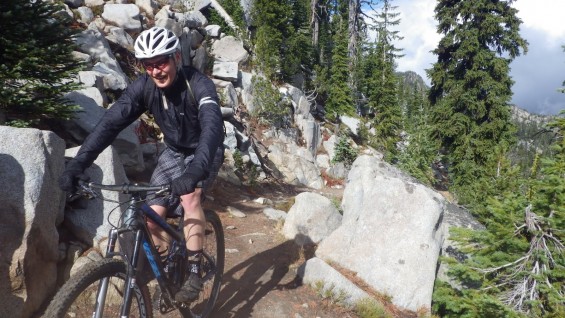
[180,189,202,215]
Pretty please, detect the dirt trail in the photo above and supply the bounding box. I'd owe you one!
[200,179,353,318]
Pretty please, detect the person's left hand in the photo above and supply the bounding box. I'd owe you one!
[171,175,197,196]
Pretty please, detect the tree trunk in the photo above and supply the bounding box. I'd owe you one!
[310,0,319,47]
[348,0,360,95]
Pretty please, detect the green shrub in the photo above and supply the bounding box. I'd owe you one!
[332,134,358,167]
[250,76,291,128]
[354,298,391,318]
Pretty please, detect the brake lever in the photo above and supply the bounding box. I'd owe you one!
[154,185,171,197]
[66,183,97,202]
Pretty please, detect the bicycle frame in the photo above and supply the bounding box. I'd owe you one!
[98,192,185,317]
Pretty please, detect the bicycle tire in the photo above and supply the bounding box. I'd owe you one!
[178,209,225,318]
[43,258,153,318]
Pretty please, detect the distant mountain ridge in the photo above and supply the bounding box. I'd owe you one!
[397,70,428,92]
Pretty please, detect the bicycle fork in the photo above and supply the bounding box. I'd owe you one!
[92,227,143,318]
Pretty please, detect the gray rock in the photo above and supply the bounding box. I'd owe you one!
[315,155,446,312]
[263,208,287,221]
[102,4,142,32]
[268,143,323,189]
[63,90,144,174]
[64,146,130,246]
[213,61,239,82]
[205,24,221,37]
[75,23,129,89]
[298,257,370,306]
[105,26,135,51]
[135,0,157,18]
[211,35,248,63]
[65,0,84,8]
[323,135,337,161]
[77,6,94,24]
[282,192,341,245]
[0,127,65,317]
[223,121,238,150]
[227,206,246,218]
[179,10,207,28]
[340,115,360,136]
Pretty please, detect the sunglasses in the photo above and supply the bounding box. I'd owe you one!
[141,55,172,72]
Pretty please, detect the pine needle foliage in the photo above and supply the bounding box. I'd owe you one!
[250,76,291,128]
[252,0,313,83]
[433,113,565,317]
[397,85,438,185]
[205,0,246,37]
[325,15,355,121]
[0,0,83,127]
[427,0,528,203]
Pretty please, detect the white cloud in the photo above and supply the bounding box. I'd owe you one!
[514,0,565,44]
[393,0,439,80]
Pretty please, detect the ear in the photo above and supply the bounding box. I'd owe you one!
[174,50,182,63]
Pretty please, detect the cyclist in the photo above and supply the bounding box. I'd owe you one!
[59,26,224,303]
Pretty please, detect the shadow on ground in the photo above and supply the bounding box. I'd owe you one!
[214,235,315,317]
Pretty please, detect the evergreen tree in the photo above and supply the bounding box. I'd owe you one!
[0,0,82,127]
[398,85,438,184]
[252,0,313,83]
[366,0,403,160]
[325,10,355,121]
[427,0,528,202]
[433,113,565,317]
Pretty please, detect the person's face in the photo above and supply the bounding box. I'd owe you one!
[141,54,177,88]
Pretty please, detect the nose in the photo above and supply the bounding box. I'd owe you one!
[148,67,162,76]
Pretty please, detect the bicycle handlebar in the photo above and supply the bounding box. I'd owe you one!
[86,182,170,194]
[76,180,203,197]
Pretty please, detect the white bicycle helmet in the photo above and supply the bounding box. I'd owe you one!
[134,27,179,59]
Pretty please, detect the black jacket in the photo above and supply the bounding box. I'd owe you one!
[72,66,224,182]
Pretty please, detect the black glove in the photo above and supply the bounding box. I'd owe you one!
[59,159,89,193]
[171,175,197,196]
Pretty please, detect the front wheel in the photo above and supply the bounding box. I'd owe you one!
[178,209,225,318]
[43,258,152,318]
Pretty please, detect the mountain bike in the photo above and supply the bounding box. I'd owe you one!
[43,181,225,318]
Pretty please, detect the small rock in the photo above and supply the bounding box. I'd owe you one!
[248,239,253,244]
[228,206,247,218]
[263,207,287,220]
[226,225,237,230]
[254,197,273,205]
[225,248,239,253]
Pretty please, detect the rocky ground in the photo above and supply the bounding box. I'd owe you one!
[199,178,355,318]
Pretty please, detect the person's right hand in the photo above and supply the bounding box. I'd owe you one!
[58,160,89,192]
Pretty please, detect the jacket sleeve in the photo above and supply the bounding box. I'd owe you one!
[185,72,224,182]
[73,77,148,169]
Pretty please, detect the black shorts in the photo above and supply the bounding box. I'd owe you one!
[147,146,224,217]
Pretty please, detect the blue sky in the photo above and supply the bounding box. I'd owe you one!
[389,0,565,115]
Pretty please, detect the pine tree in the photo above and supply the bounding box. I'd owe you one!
[434,113,565,317]
[325,9,355,121]
[252,0,313,83]
[427,0,528,202]
[398,85,438,184]
[366,0,403,160]
[0,0,82,127]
